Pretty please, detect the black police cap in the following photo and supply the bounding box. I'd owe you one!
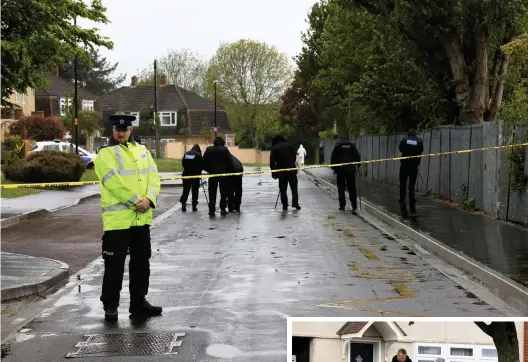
[109,114,136,129]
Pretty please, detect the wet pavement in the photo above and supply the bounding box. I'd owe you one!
[0,173,520,361]
[308,168,528,287]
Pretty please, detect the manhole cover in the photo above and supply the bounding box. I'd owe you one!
[65,332,185,358]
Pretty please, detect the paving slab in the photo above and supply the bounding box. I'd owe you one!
[0,172,519,361]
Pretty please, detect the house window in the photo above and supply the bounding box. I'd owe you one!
[418,346,442,356]
[450,348,473,357]
[159,111,177,126]
[14,92,20,104]
[60,97,73,116]
[82,100,94,112]
[481,348,497,358]
[122,111,140,127]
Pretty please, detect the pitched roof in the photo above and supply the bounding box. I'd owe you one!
[96,84,231,134]
[336,322,368,335]
[35,73,98,100]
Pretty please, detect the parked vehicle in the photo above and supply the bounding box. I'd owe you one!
[29,140,97,169]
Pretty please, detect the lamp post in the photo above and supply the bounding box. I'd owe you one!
[74,17,79,155]
[213,80,219,137]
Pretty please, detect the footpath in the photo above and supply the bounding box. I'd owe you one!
[1,173,521,361]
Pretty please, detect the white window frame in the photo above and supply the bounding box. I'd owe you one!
[416,343,443,358]
[159,111,177,126]
[59,97,73,116]
[161,138,175,143]
[14,92,20,104]
[122,111,140,127]
[447,344,475,359]
[82,100,94,112]
[478,346,498,360]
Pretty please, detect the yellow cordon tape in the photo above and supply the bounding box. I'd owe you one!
[2,142,527,189]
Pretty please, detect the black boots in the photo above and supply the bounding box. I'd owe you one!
[339,206,345,211]
[129,299,162,319]
[220,209,228,216]
[292,204,301,210]
[181,202,187,212]
[104,307,118,322]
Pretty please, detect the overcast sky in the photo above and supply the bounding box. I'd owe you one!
[79,0,317,85]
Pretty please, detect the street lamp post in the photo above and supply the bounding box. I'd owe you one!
[74,17,78,155]
[213,80,219,138]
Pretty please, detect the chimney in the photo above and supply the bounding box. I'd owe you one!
[131,76,138,87]
[160,75,168,85]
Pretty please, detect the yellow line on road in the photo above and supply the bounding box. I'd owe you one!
[358,248,381,261]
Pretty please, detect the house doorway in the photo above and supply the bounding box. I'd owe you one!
[349,342,375,362]
[292,337,311,362]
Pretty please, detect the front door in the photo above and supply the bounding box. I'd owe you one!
[350,342,374,362]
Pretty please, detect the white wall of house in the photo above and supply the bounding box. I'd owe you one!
[292,322,524,362]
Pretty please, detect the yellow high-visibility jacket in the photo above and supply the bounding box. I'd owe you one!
[95,141,161,231]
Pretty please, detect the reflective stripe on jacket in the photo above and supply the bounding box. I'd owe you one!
[95,141,161,231]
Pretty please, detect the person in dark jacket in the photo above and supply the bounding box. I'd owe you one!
[270,135,301,210]
[227,154,244,213]
[392,349,412,362]
[180,144,203,212]
[399,129,424,215]
[203,136,233,216]
[331,136,361,212]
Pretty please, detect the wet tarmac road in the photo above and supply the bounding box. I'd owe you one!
[1,173,519,361]
[309,168,528,287]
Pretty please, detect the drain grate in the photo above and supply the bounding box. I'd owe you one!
[65,332,185,358]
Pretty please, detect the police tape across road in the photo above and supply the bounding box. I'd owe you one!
[1,142,527,189]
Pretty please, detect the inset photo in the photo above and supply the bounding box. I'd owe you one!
[289,318,525,362]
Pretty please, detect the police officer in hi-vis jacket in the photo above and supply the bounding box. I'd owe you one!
[95,114,162,322]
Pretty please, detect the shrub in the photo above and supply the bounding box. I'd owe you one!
[3,151,86,183]
[9,115,65,141]
[1,135,26,165]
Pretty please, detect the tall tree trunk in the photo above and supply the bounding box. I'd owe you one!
[439,33,471,123]
[470,29,489,124]
[475,322,519,362]
[485,53,509,122]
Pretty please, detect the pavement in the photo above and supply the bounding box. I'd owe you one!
[0,172,184,222]
[307,167,528,288]
[0,172,521,361]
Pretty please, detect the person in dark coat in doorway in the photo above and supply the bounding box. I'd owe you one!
[398,129,424,215]
[270,135,301,211]
[392,349,412,362]
[203,136,233,216]
[331,136,361,212]
[227,154,243,212]
[180,144,203,212]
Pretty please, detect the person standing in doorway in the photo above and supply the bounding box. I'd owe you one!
[228,154,243,213]
[180,144,203,212]
[203,136,233,216]
[331,136,361,213]
[297,144,307,167]
[392,349,412,362]
[399,129,424,215]
[95,114,162,322]
[270,135,301,211]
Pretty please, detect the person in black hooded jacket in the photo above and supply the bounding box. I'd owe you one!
[203,136,233,216]
[331,135,361,212]
[180,144,203,212]
[398,129,424,215]
[392,349,412,362]
[270,135,301,210]
[227,154,244,212]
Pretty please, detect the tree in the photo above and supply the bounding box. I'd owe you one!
[1,0,113,107]
[61,110,102,136]
[475,322,519,362]
[179,114,190,151]
[200,118,211,145]
[58,48,126,96]
[204,39,293,148]
[9,115,65,141]
[137,48,208,95]
[338,0,528,124]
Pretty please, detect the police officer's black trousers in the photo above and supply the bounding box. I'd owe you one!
[228,176,243,210]
[208,176,229,211]
[336,172,357,209]
[100,225,151,309]
[278,173,299,207]
[399,165,418,208]
[180,179,200,205]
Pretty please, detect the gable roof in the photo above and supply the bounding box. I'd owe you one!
[96,84,231,134]
[337,322,407,340]
[337,322,369,336]
[35,73,98,100]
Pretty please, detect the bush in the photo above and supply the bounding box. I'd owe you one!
[1,135,26,165]
[3,151,86,183]
[9,115,65,141]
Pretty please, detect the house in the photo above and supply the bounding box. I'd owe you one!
[291,321,526,362]
[94,75,234,157]
[35,70,98,118]
[1,86,37,142]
